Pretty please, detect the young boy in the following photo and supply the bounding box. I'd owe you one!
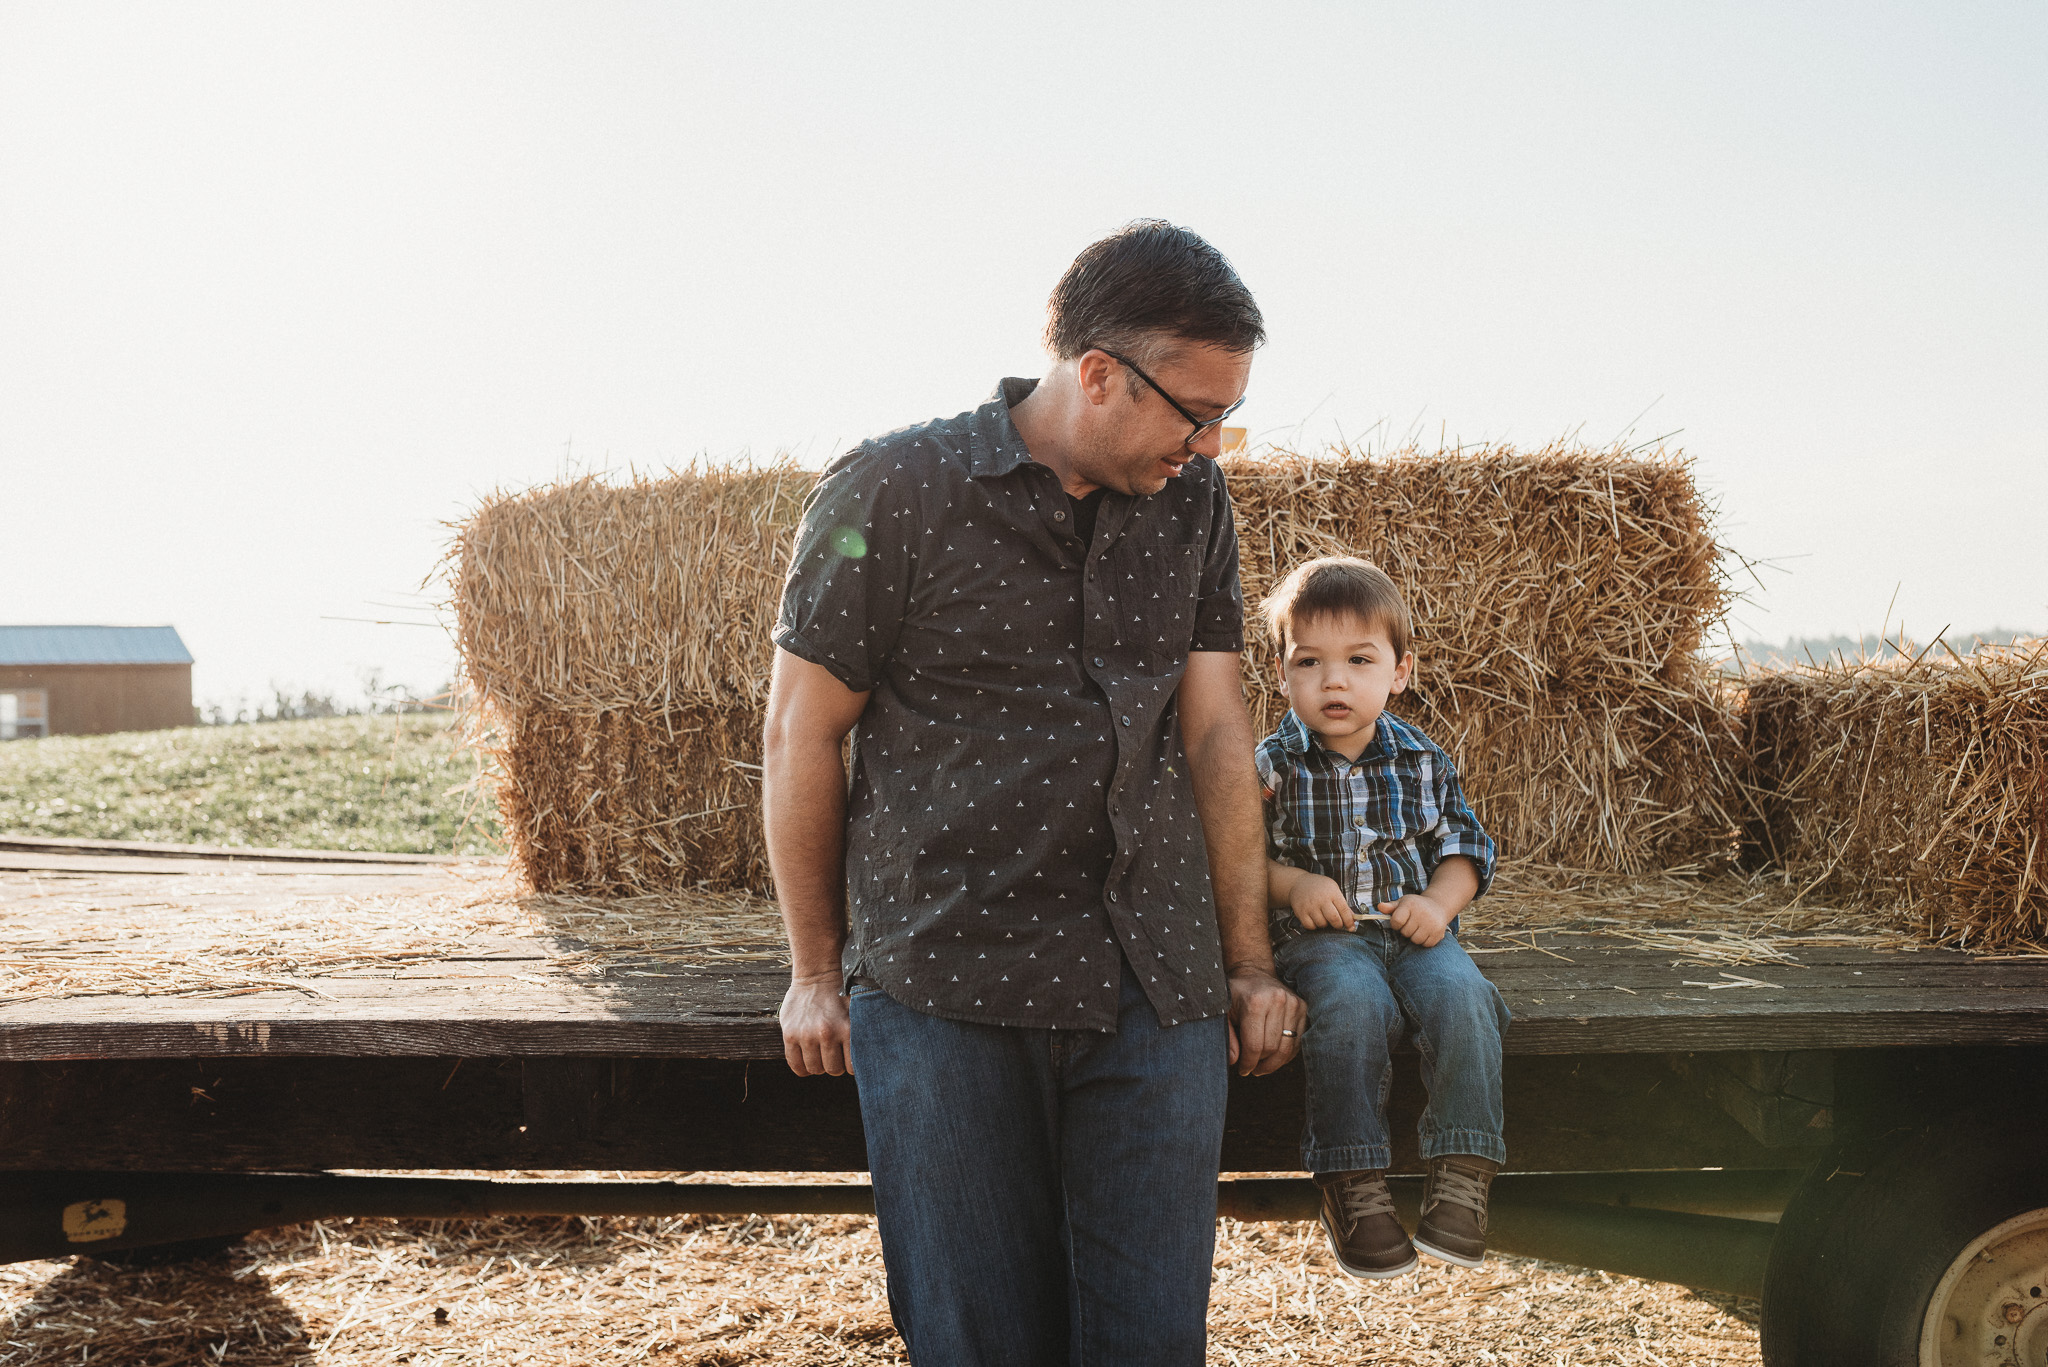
[1255,555,1509,1279]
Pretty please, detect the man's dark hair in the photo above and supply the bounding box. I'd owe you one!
[1044,220,1264,371]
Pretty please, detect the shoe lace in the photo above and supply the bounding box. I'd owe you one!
[1336,1175,1397,1224]
[1428,1163,1492,1216]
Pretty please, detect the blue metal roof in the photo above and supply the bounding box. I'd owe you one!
[0,626,194,666]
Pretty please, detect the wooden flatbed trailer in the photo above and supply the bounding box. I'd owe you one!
[4,841,2046,1367]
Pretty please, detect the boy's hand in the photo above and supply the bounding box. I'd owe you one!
[1289,872,1356,931]
[1378,892,1454,947]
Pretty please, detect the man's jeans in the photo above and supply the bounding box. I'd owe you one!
[849,956,1229,1367]
[1274,924,1509,1172]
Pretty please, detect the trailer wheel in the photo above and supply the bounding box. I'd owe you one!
[88,1232,248,1267]
[1760,1115,2048,1366]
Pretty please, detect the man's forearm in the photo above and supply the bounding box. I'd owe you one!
[762,732,852,981]
[1185,711,1274,974]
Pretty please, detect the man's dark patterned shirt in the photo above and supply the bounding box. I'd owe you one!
[774,378,1245,1031]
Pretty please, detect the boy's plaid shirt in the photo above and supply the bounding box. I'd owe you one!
[1256,709,1496,945]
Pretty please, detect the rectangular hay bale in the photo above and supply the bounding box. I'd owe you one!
[1742,640,2048,950]
[451,466,806,895]
[453,443,1744,893]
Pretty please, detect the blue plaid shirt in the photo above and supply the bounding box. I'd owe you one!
[1256,710,1496,945]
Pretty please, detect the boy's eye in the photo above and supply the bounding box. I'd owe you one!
[1350,656,1369,666]
[1292,657,1317,668]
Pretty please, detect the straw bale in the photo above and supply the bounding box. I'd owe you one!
[451,464,805,894]
[1742,638,2048,951]
[1222,443,1741,871]
[453,443,1743,894]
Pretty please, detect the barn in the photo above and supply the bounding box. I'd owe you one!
[0,626,196,739]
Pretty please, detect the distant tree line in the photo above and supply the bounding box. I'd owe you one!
[201,671,461,726]
[1738,627,2041,669]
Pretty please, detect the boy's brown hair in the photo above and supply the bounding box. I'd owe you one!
[1260,556,1413,658]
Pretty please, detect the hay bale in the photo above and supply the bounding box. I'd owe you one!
[1221,443,1742,872]
[453,443,1742,893]
[451,466,808,894]
[1742,639,2048,950]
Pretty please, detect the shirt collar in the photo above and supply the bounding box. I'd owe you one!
[966,378,1040,479]
[1278,708,1430,762]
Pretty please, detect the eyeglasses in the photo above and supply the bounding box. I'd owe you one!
[1095,348,1247,447]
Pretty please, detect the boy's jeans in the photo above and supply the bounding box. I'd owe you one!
[1275,923,1510,1172]
[849,955,1228,1367]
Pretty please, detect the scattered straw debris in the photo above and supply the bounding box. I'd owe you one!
[1742,637,2048,952]
[6,850,1996,1006]
[0,865,787,1005]
[0,1174,1761,1366]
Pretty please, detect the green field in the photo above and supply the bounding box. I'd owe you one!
[0,713,501,856]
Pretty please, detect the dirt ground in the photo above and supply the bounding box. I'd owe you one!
[0,1176,1762,1367]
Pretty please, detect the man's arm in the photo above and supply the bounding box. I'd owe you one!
[1178,651,1307,1076]
[762,647,871,1077]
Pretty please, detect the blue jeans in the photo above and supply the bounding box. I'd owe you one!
[1274,923,1509,1172]
[849,955,1229,1367]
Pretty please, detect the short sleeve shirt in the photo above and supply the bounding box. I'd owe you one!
[774,378,1245,1031]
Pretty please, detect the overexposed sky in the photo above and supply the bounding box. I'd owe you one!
[3,2,2043,708]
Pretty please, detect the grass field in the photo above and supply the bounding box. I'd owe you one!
[0,713,500,856]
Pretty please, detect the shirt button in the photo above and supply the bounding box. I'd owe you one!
[1108,890,1119,903]
[1354,817,1365,827]
[1093,657,1106,668]
[1120,715,1131,727]
[1053,510,1067,521]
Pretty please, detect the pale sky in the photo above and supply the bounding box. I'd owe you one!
[4,2,2043,709]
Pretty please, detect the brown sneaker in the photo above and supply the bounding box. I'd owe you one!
[1414,1155,1500,1268]
[1314,1169,1417,1279]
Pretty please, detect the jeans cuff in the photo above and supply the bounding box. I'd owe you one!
[1420,1128,1507,1165]
[1302,1143,1392,1174]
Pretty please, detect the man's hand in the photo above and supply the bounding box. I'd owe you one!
[781,972,853,1077]
[1226,964,1307,1077]
[1379,892,1454,948]
[1288,871,1356,931]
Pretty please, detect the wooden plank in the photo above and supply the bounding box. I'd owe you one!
[0,852,445,877]
[0,834,464,865]
[3,964,2047,1058]
[3,901,2048,1060]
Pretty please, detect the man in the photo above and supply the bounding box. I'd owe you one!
[764,220,1305,1366]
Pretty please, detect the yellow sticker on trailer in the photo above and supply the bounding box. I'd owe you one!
[62,1198,127,1243]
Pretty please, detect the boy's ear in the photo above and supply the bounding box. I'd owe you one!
[1389,651,1416,694]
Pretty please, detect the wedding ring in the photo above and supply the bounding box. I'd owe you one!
[1280,1029,1298,1037]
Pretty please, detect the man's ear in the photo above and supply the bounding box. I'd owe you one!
[1075,350,1118,408]
[1389,651,1416,694]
